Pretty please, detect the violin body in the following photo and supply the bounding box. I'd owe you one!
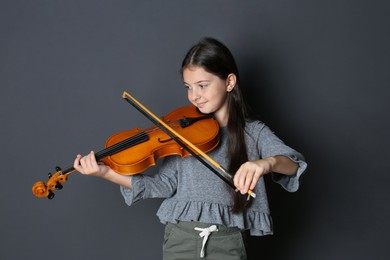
[102,106,220,175]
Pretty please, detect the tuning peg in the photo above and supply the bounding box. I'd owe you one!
[55,182,63,190]
[48,191,55,200]
[55,166,62,172]
[48,172,52,178]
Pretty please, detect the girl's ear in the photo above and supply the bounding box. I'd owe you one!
[226,73,237,92]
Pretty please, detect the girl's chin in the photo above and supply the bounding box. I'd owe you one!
[197,107,214,115]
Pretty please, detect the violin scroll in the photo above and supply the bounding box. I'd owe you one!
[32,167,71,199]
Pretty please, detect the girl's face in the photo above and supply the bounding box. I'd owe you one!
[183,66,235,126]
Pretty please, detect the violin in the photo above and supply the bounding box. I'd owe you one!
[32,105,220,199]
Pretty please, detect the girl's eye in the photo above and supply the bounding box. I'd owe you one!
[184,85,191,90]
[199,84,208,88]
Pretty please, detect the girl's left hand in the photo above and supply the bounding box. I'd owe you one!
[233,159,273,194]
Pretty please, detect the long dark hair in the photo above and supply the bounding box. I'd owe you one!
[181,37,251,213]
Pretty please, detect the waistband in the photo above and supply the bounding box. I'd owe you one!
[167,221,242,237]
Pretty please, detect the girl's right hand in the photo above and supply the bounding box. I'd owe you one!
[73,151,111,178]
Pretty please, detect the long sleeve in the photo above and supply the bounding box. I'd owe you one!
[253,123,307,192]
[120,156,179,206]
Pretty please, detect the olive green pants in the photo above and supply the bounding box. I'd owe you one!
[163,221,247,260]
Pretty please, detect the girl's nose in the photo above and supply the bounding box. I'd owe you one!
[191,88,200,101]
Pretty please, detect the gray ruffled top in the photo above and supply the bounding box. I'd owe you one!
[120,121,307,236]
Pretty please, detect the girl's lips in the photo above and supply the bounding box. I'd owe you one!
[196,102,206,108]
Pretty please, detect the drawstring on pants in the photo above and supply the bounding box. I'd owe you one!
[194,225,218,258]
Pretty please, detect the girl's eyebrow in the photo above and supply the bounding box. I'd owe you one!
[184,80,211,85]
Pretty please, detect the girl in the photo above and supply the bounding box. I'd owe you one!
[74,37,307,260]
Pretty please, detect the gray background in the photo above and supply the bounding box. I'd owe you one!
[1,0,389,259]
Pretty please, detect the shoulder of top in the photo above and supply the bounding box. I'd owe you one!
[245,119,266,131]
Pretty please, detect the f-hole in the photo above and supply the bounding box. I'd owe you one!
[158,137,172,143]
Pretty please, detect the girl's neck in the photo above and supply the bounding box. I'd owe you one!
[211,96,230,127]
[214,108,229,127]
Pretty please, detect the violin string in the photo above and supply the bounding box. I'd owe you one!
[95,121,182,160]
[95,132,149,160]
[52,131,154,184]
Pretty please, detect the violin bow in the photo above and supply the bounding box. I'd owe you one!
[122,91,256,200]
